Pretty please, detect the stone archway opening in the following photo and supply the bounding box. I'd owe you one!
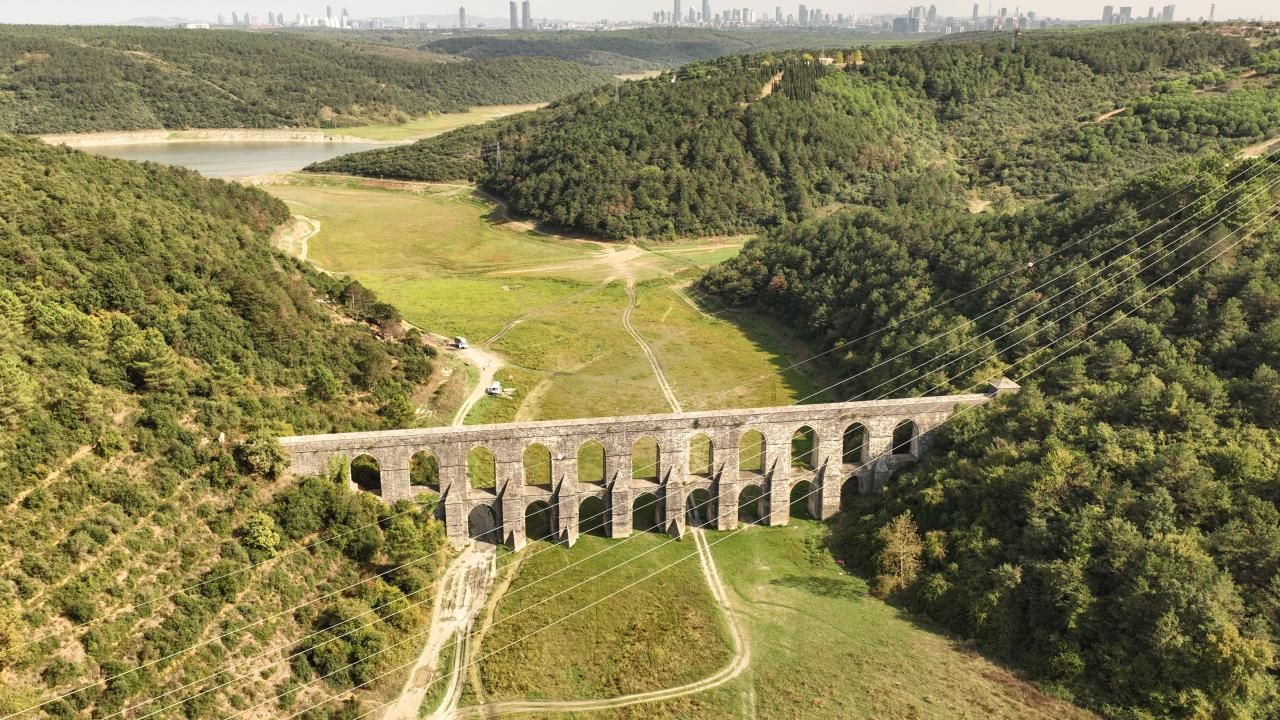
[685,488,713,528]
[790,480,815,520]
[842,423,866,467]
[577,439,605,484]
[523,443,552,488]
[737,485,764,524]
[791,426,816,471]
[841,476,860,511]
[351,454,381,497]
[739,429,765,476]
[632,492,661,532]
[410,450,439,490]
[468,504,499,543]
[688,433,713,477]
[525,500,554,543]
[632,437,661,481]
[892,420,918,456]
[468,445,497,491]
[579,496,608,536]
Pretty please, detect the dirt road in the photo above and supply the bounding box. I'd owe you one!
[445,529,749,719]
[451,346,507,426]
[622,281,682,413]
[382,544,497,720]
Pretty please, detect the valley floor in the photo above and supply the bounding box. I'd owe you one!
[263,175,822,423]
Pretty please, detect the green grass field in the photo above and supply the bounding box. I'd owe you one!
[264,177,821,422]
[470,533,733,702]
[459,523,1095,720]
[337,104,546,141]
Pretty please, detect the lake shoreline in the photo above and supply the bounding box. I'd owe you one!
[38,128,408,149]
[36,103,548,149]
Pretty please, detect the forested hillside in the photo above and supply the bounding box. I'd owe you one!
[315,25,1278,239]
[701,152,1280,718]
[0,26,609,133]
[418,27,927,74]
[0,135,447,717]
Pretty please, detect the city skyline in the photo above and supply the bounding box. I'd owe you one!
[0,0,1270,25]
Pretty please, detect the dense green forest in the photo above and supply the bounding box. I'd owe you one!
[0,26,609,133]
[415,27,930,74]
[0,135,447,717]
[700,151,1280,718]
[315,25,1279,239]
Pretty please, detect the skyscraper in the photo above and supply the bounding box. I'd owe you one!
[674,0,682,24]
[1161,3,1175,21]
[973,3,979,19]
[510,1,519,29]
[1102,5,1113,21]
[704,0,712,24]
[522,0,531,29]
[459,6,466,28]
[798,3,807,26]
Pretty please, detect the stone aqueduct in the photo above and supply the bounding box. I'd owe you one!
[280,382,1018,549]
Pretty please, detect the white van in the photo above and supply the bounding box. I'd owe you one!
[486,381,502,395]
[454,336,468,349]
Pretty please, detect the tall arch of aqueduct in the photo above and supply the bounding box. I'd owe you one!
[280,382,1018,549]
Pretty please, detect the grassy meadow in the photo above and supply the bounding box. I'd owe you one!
[470,533,733,702]
[337,104,547,142]
[263,176,825,421]
[461,523,1097,720]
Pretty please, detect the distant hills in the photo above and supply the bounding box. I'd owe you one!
[314,25,1276,239]
[0,26,611,134]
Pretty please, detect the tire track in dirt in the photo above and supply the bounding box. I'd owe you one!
[622,281,682,413]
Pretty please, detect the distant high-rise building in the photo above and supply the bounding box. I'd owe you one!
[1102,4,1114,21]
[775,5,783,21]
[927,4,936,21]
[673,0,682,23]
[217,13,225,24]
[972,3,979,18]
[268,11,275,24]
[522,0,531,29]
[704,0,712,23]
[510,1,519,28]
[459,6,466,27]
[798,3,807,25]
[1118,6,1132,21]
[326,5,333,24]
[231,11,239,25]
[1161,3,1175,20]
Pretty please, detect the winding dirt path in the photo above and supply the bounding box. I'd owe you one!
[451,346,506,426]
[622,281,682,413]
[446,528,749,719]
[383,544,497,720]
[269,214,320,261]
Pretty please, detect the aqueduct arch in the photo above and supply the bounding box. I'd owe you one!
[280,383,1018,549]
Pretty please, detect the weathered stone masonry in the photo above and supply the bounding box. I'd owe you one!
[279,382,1018,549]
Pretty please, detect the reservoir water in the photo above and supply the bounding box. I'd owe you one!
[84,140,383,177]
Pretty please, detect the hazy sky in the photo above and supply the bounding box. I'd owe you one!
[0,0,1269,25]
